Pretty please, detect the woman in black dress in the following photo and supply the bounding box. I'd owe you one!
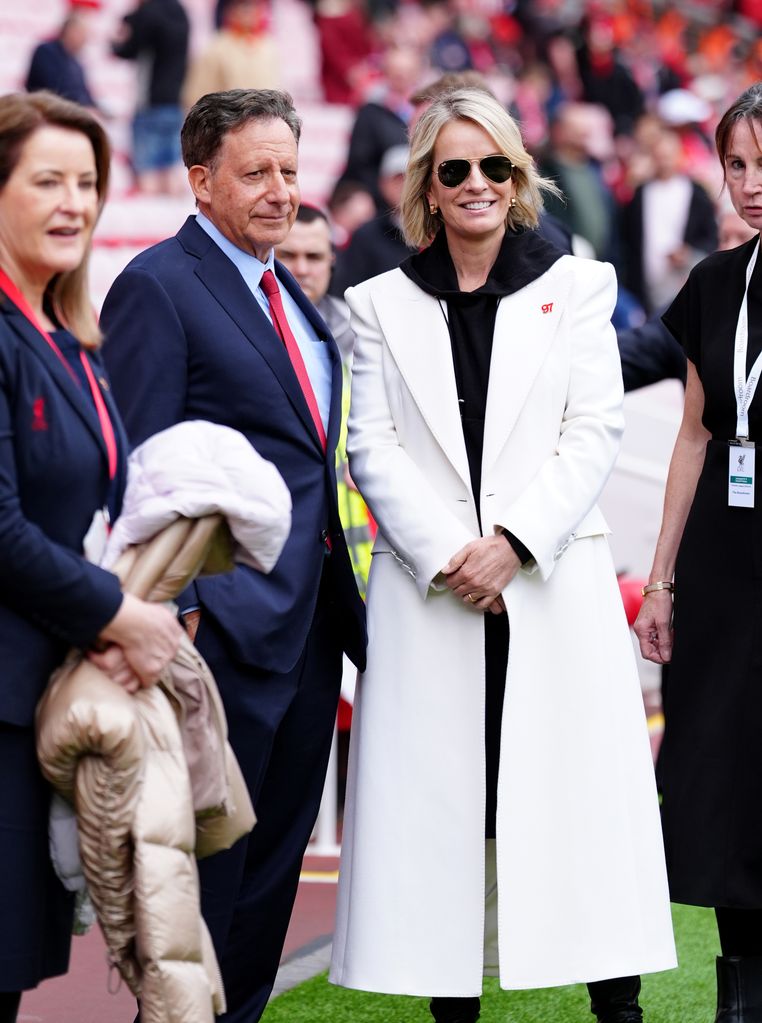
[635,82,762,1021]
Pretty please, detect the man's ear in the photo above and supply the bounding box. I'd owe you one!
[188,164,212,206]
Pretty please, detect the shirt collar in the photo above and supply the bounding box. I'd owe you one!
[195,210,275,292]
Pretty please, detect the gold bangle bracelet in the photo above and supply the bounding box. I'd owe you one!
[641,580,674,596]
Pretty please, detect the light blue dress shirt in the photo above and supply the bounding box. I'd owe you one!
[195,212,332,434]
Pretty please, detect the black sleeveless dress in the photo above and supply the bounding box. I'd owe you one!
[659,234,762,907]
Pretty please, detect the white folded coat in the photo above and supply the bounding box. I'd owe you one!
[103,419,292,573]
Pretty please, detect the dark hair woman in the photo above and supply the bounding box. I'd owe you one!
[635,82,762,1022]
[0,91,181,1023]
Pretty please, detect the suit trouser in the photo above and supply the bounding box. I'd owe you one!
[196,578,343,1023]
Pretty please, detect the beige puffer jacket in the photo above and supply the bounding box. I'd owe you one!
[36,516,256,1023]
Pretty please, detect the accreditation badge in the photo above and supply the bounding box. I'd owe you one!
[729,441,756,508]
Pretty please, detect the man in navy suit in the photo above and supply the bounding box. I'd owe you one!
[100,89,366,1022]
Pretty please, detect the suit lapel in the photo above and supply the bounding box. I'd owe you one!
[370,273,471,491]
[192,238,325,454]
[3,305,110,466]
[482,263,571,475]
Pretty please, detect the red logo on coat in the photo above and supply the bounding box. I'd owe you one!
[541,302,554,314]
[31,397,48,431]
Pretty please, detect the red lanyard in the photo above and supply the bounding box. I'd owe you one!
[0,268,118,481]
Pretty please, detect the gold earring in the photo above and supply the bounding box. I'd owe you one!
[429,203,438,214]
[509,197,517,207]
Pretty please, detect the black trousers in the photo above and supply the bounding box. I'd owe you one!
[431,977,642,1022]
[716,908,762,957]
[195,586,344,1023]
[484,612,508,839]
[0,992,20,1023]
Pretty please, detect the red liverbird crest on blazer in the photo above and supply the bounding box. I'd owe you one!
[31,397,48,432]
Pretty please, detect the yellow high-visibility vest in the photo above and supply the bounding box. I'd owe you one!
[336,364,373,598]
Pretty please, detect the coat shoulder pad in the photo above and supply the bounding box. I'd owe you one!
[345,267,416,317]
[554,253,616,288]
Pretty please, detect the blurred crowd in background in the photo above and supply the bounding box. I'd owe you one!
[17,0,762,325]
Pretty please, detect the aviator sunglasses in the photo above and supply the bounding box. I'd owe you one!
[435,154,513,189]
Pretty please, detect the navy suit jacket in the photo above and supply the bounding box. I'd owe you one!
[617,312,686,393]
[0,297,128,726]
[101,216,366,675]
[25,39,95,107]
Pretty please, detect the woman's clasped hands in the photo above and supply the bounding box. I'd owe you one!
[442,534,521,614]
[87,593,184,694]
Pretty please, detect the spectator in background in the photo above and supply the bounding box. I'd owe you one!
[25,0,99,109]
[332,143,416,294]
[327,178,376,248]
[622,124,718,315]
[420,0,472,74]
[655,89,717,193]
[276,204,354,362]
[340,40,424,208]
[626,21,682,110]
[541,102,618,263]
[276,206,375,596]
[542,32,584,120]
[718,201,758,251]
[577,12,644,137]
[183,0,279,109]
[112,0,189,195]
[618,164,759,396]
[409,69,498,129]
[314,0,374,105]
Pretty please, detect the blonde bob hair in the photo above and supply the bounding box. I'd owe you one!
[400,88,559,248]
[0,91,110,349]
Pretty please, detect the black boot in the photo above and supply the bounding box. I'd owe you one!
[429,996,481,1022]
[716,955,762,1022]
[0,992,21,1023]
[587,975,643,1022]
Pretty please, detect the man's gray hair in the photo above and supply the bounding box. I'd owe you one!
[181,89,302,169]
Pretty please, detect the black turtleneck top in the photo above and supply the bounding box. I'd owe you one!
[400,225,563,555]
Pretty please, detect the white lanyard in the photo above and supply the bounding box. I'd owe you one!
[734,238,762,439]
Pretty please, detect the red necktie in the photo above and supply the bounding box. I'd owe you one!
[261,269,327,452]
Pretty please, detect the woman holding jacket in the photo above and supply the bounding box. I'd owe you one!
[330,88,676,1022]
[0,91,181,1023]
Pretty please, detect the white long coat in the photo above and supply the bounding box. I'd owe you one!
[329,255,677,996]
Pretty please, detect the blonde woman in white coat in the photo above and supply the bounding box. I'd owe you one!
[329,89,676,1023]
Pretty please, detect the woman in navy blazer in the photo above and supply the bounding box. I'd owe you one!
[0,92,182,1023]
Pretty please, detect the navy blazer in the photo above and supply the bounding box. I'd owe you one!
[25,39,96,107]
[101,216,366,675]
[0,297,128,726]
